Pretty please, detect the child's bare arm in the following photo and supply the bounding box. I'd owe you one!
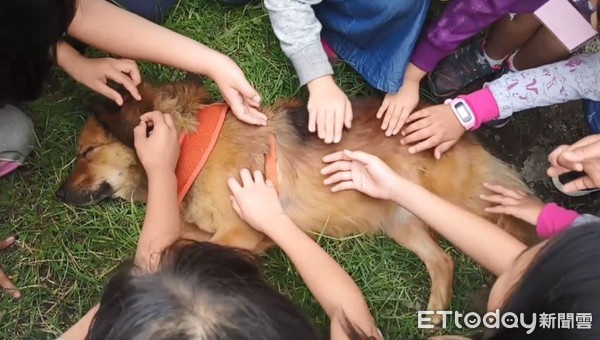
[228,170,381,339]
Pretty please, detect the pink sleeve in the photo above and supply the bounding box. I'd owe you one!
[458,88,500,130]
[536,203,581,239]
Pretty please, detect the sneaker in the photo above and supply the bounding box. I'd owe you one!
[428,39,503,97]
[583,99,600,134]
[552,171,600,197]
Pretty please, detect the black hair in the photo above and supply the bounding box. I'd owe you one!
[0,0,76,106]
[86,240,374,340]
[483,222,600,339]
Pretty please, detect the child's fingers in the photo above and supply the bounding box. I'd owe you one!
[392,110,408,136]
[133,121,147,145]
[343,149,376,166]
[239,168,254,186]
[325,108,335,144]
[433,140,457,160]
[322,150,348,163]
[308,106,317,133]
[334,108,344,143]
[317,110,327,140]
[97,83,124,106]
[344,101,352,129]
[381,104,396,130]
[321,160,352,176]
[479,193,519,206]
[0,236,15,250]
[227,177,243,194]
[0,269,20,299]
[229,195,242,215]
[562,176,596,193]
[401,127,432,146]
[376,98,389,119]
[408,136,438,154]
[253,170,265,184]
[404,108,429,126]
[330,181,357,193]
[401,116,431,137]
[482,183,524,199]
[323,171,353,186]
[484,205,513,216]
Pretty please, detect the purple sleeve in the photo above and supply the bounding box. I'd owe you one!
[410,0,540,72]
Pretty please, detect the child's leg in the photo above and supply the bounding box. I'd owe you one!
[0,106,35,178]
[508,25,571,71]
[428,14,556,97]
[110,0,179,24]
[484,14,542,60]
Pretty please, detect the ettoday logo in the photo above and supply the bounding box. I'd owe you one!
[418,310,593,334]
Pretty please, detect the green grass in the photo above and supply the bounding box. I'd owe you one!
[1,1,487,339]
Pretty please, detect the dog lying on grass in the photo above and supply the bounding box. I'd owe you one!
[57,77,537,326]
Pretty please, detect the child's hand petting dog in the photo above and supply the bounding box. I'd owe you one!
[376,79,420,137]
[321,150,401,200]
[306,75,353,144]
[227,169,286,232]
[210,56,267,127]
[400,103,465,159]
[480,183,545,226]
[133,111,180,176]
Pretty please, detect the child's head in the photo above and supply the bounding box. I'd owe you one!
[0,0,76,105]
[485,222,600,339]
[85,241,320,339]
[86,240,373,340]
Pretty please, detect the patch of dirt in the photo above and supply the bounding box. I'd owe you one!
[475,101,600,215]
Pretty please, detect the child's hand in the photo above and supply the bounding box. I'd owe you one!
[480,183,545,226]
[227,169,286,232]
[0,236,20,299]
[376,80,419,137]
[210,56,267,126]
[547,135,600,192]
[133,111,180,176]
[321,149,400,200]
[307,76,353,144]
[62,54,142,106]
[400,104,465,159]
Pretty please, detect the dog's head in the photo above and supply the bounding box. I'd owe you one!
[57,76,209,206]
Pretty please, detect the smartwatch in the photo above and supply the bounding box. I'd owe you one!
[444,98,475,130]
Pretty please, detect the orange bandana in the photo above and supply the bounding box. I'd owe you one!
[175,104,278,205]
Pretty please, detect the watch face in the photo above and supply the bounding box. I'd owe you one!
[454,102,473,123]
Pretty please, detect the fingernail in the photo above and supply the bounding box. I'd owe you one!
[408,148,414,153]
[253,95,261,103]
[5,236,15,243]
[400,140,405,145]
[13,292,21,299]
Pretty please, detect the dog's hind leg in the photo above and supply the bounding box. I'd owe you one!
[385,217,454,328]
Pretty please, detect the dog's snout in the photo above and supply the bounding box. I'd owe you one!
[55,186,68,201]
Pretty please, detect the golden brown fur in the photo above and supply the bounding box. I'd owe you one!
[58,78,537,326]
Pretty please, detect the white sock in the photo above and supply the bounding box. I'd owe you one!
[483,46,506,69]
[506,51,519,72]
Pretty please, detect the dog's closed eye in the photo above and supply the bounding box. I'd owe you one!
[81,146,96,158]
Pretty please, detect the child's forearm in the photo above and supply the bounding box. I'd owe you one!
[67,0,223,78]
[260,216,377,337]
[60,304,99,340]
[135,171,180,268]
[56,41,82,70]
[389,176,526,276]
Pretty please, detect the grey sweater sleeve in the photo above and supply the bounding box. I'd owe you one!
[264,0,333,86]
[571,214,600,228]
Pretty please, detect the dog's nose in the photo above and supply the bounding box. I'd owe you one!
[55,187,68,201]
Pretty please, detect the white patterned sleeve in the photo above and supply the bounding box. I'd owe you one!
[486,52,600,119]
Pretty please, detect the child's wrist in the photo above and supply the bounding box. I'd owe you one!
[307,75,335,91]
[457,88,500,130]
[146,168,176,180]
[404,63,426,83]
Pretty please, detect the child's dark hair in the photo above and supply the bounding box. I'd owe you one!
[483,222,600,339]
[86,240,374,340]
[0,0,76,106]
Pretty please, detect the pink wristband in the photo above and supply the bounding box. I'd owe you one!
[536,203,581,239]
[458,88,500,130]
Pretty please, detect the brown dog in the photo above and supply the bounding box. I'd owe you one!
[57,78,537,326]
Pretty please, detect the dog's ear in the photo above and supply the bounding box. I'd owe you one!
[90,83,155,149]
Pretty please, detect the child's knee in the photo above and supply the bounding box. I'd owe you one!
[0,105,35,163]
